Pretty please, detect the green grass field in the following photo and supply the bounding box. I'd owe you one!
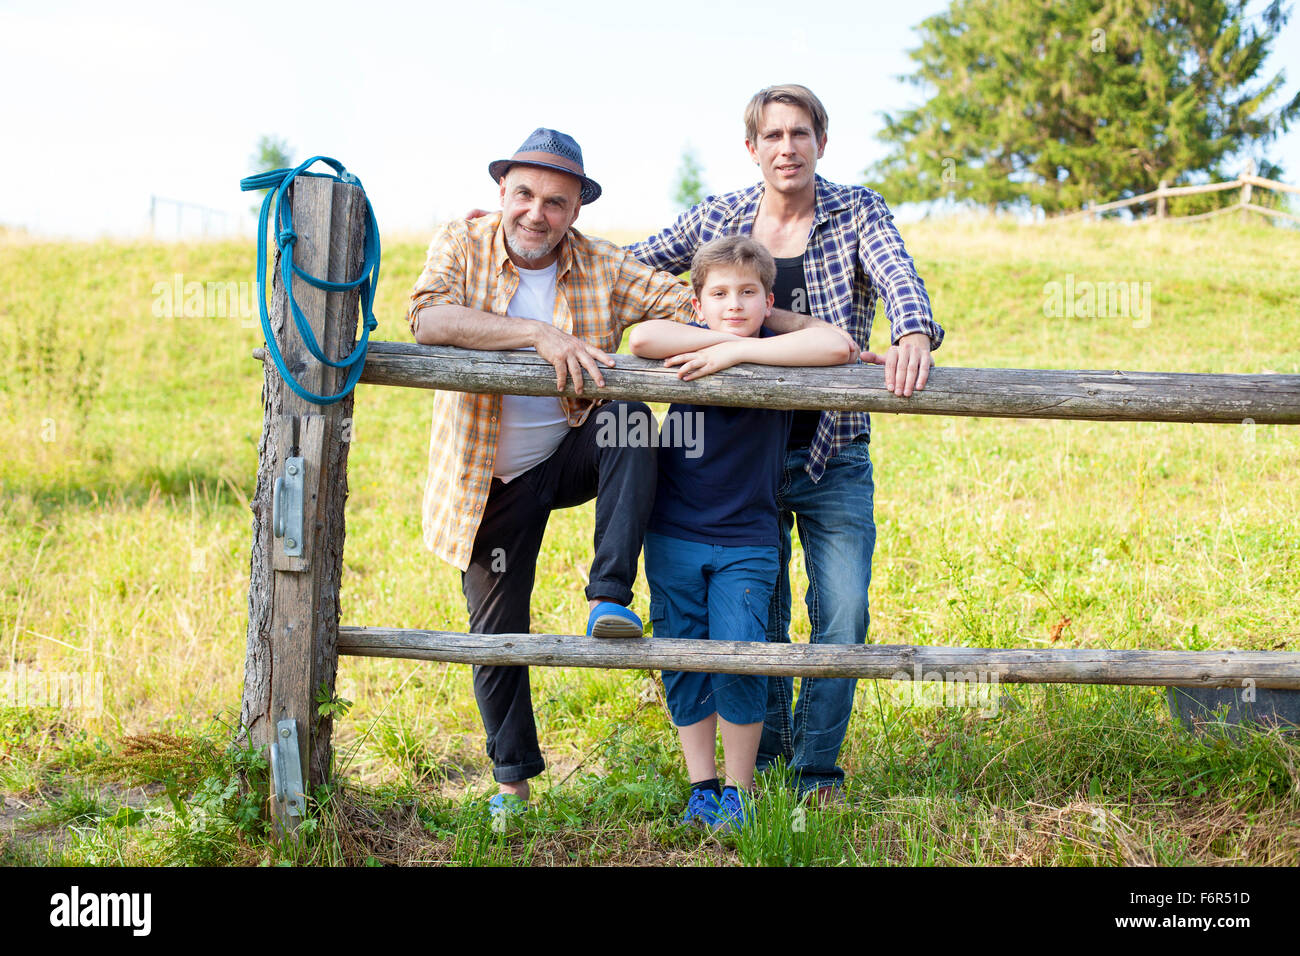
[1,218,1298,866]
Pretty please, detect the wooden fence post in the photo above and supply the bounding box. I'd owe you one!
[1240,159,1255,222]
[240,176,367,834]
[1156,179,1167,219]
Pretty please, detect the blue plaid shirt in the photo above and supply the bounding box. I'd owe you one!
[626,175,943,481]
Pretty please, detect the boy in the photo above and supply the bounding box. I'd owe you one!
[628,236,853,829]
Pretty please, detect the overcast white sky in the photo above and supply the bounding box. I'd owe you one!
[2,0,1298,238]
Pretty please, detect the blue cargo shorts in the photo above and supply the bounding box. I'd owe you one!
[644,531,778,726]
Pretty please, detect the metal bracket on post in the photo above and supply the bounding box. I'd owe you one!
[268,719,306,821]
[272,457,305,558]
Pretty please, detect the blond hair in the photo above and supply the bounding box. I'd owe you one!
[689,236,776,298]
[743,84,829,145]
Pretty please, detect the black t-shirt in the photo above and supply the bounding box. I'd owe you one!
[773,254,822,449]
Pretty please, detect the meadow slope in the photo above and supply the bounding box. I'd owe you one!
[1,218,1297,865]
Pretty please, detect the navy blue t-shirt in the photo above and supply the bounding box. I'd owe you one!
[648,327,792,548]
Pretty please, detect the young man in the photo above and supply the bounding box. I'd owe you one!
[407,128,701,814]
[627,85,945,800]
[629,236,853,829]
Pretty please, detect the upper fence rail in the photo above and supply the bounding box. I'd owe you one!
[342,343,1300,425]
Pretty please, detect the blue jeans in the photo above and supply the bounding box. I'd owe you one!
[757,435,875,791]
[645,532,777,727]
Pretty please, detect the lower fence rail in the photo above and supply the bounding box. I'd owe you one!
[338,627,1300,689]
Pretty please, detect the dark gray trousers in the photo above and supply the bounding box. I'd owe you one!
[461,401,657,782]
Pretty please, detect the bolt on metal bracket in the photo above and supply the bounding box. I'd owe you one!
[269,719,306,820]
[272,457,305,557]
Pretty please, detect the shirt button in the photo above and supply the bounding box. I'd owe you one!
[490,416,497,423]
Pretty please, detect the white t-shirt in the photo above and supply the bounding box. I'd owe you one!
[493,261,570,482]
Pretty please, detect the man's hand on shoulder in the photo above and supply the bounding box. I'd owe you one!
[861,331,933,397]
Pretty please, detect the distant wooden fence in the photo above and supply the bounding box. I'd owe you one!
[1056,161,1300,225]
[243,177,1300,832]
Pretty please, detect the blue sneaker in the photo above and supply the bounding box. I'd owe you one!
[681,788,721,829]
[586,601,644,639]
[716,786,750,832]
[488,792,528,820]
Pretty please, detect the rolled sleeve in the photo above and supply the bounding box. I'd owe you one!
[858,196,945,352]
[407,223,469,336]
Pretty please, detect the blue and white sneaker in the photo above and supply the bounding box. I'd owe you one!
[681,788,721,829]
[586,601,644,639]
[488,792,528,820]
[716,786,750,832]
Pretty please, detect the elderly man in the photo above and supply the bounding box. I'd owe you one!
[627,85,945,802]
[407,128,699,813]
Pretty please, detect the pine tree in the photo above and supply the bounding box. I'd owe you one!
[866,0,1300,215]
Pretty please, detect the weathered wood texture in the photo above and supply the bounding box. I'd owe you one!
[241,177,366,800]
[338,628,1300,689]
[1242,173,1300,195]
[353,343,1300,424]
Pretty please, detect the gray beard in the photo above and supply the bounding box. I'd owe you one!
[506,229,555,263]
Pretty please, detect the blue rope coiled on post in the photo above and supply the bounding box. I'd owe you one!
[240,156,380,406]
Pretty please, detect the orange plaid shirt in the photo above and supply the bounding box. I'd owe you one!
[407,213,696,570]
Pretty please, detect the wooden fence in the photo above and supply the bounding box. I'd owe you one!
[242,178,1300,832]
[1056,161,1300,225]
